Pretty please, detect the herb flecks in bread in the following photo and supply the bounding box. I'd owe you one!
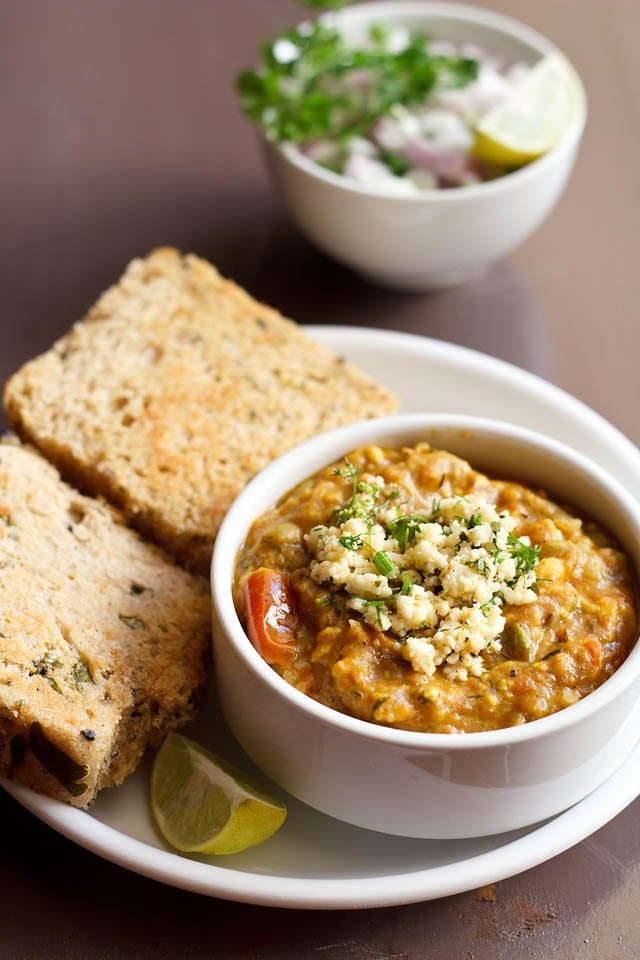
[3,248,397,574]
[0,441,210,807]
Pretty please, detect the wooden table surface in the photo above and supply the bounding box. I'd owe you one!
[2,1,639,956]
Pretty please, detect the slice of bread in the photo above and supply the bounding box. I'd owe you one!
[0,440,211,807]
[3,248,397,575]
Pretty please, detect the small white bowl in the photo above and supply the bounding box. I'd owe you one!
[261,1,587,290]
[211,415,640,839]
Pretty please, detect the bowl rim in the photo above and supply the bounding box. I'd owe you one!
[269,0,588,203]
[211,413,640,751]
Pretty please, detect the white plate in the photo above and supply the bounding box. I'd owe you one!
[3,326,640,910]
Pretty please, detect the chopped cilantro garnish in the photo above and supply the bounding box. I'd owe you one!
[531,577,552,593]
[237,15,479,145]
[332,458,362,522]
[382,485,402,506]
[385,514,429,551]
[339,533,363,551]
[480,594,501,612]
[315,591,342,611]
[369,22,389,46]
[507,533,540,579]
[465,555,488,574]
[332,459,381,525]
[361,598,387,628]
[372,550,398,578]
[371,696,389,719]
[334,457,359,490]
[401,573,413,596]
[381,151,410,177]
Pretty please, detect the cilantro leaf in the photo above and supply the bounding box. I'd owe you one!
[339,533,363,551]
[237,19,478,145]
[385,514,429,552]
[507,533,540,580]
[372,550,399,578]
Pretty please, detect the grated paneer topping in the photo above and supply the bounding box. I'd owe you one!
[304,461,540,681]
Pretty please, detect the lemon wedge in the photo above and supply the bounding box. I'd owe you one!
[151,733,287,855]
[473,51,585,167]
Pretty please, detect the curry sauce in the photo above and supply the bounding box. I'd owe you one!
[233,443,638,733]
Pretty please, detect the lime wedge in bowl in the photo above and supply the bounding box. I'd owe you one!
[473,51,585,167]
[151,733,287,855]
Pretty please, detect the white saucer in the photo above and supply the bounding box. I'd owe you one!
[3,326,640,910]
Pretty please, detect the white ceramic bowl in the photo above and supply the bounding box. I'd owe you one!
[211,415,640,839]
[261,1,587,290]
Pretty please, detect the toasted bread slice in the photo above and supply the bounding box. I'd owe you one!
[3,248,397,574]
[0,440,210,807]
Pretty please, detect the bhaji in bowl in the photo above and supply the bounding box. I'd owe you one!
[212,416,640,838]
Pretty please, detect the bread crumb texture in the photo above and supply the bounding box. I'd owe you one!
[0,440,210,807]
[3,249,397,574]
